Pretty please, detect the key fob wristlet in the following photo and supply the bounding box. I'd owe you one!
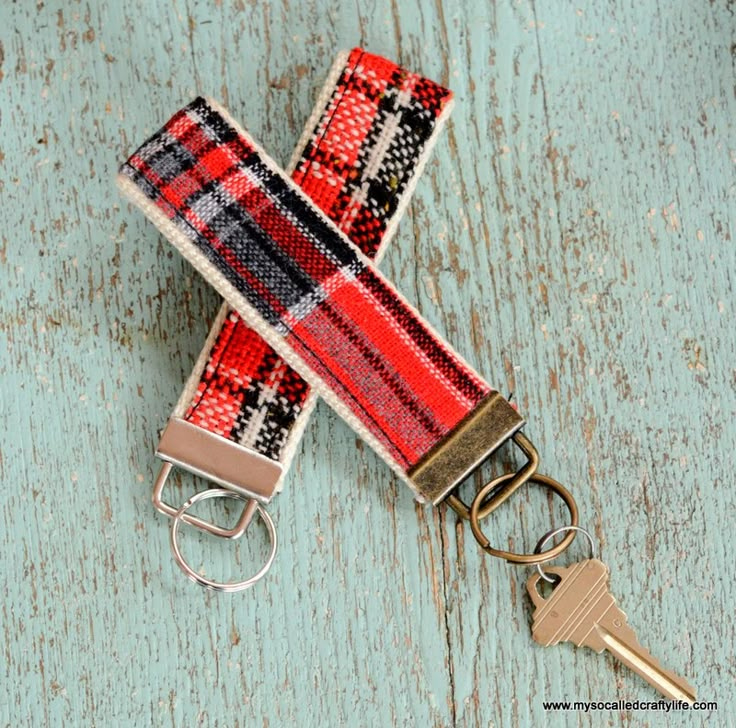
[119,96,525,507]
[144,50,454,511]
[116,56,698,702]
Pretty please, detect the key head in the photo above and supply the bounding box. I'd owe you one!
[526,558,615,647]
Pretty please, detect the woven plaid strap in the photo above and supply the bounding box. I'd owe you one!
[137,50,454,501]
[119,97,525,504]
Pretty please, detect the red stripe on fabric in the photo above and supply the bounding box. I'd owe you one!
[285,317,417,466]
[292,50,381,218]
[327,278,479,429]
[282,270,467,465]
[161,167,206,208]
[185,314,278,437]
[155,122,225,211]
[198,142,242,182]
[357,267,490,401]
[350,47,400,86]
[166,109,199,142]
[187,386,243,438]
[290,294,446,445]
[186,313,275,422]
[292,162,343,221]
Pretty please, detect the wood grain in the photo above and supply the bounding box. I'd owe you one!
[0,1,733,725]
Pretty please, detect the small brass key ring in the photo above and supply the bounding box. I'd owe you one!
[468,472,579,564]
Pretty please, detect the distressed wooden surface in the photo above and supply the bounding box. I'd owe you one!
[0,1,733,726]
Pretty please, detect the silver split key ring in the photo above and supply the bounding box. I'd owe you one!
[534,525,596,584]
[169,488,278,593]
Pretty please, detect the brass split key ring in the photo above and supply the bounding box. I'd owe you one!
[467,471,579,565]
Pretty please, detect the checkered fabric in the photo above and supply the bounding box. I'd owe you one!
[154,50,454,484]
[119,96,494,491]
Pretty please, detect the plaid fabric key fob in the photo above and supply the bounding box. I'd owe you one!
[119,96,531,513]
[142,50,454,514]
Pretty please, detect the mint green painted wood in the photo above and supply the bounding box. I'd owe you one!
[0,1,732,725]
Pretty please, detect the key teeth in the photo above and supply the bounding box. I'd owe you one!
[528,559,696,703]
[594,619,697,703]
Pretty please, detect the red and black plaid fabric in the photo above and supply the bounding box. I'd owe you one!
[292,49,452,259]
[121,96,493,471]
[150,50,453,463]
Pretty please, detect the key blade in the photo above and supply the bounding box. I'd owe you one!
[593,621,696,704]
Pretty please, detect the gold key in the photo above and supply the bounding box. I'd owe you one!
[526,558,696,703]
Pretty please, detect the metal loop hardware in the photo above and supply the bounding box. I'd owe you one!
[153,462,256,539]
[446,431,540,520]
[468,472,579,564]
[169,488,278,593]
[534,525,596,584]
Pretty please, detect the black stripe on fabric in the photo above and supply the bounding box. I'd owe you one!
[175,103,331,317]
[132,101,219,186]
[126,137,287,328]
[244,153,360,271]
[168,200,288,329]
[216,198,321,315]
[284,331,410,467]
[363,77,437,220]
[343,64,405,219]
[157,142,323,321]
[179,99,360,304]
[131,112,314,329]
[121,162,168,208]
[142,132,200,186]
[189,96,240,145]
[317,298,447,442]
[177,126,251,212]
[187,165,319,308]
[357,266,489,401]
[376,109,430,208]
